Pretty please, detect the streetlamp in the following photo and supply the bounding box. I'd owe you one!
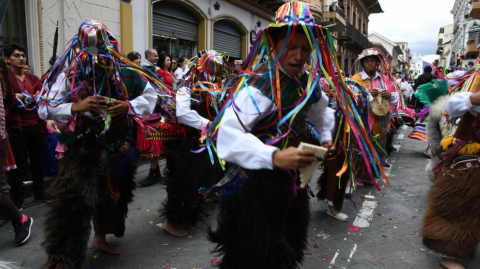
[214,1,220,11]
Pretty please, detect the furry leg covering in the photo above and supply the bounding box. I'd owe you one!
[42,133,136,269]
[162,134,224,228]
[209,168,310,269]
[421,160,480,260]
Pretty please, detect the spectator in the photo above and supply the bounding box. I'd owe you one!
[411,66,434,112]
[23,64,29,74]
[127,51,142,65]
[0,56,33,246]
[174,57,188,82]
[143,48,159,73]
[171,57,178,72]
[156,54,174,90]
[4,43,50,210]
[234,59,243,70]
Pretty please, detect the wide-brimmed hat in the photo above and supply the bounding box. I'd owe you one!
[351,48,384,74]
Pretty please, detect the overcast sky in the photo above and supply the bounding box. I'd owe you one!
[369,0,455,58]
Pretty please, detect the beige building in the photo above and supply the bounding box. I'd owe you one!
[318,0,383,75]
[436,24,453,67]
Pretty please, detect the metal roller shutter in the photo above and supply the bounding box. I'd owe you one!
[152,13,198,42]
[213,29,241,59]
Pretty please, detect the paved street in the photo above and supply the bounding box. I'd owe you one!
[0,125,479,269]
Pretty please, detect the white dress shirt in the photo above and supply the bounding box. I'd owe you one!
[217,85,335,170]
[446,92,480,117]
[359,70,399,105]
[176,86,210,130]
[38,72,158,120]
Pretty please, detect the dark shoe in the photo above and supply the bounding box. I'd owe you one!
[383,163,391,168]
[13,215,33,246]
[138,169,156,187]
[34,192,54,202]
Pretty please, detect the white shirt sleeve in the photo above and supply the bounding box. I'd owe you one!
[174,68,184,80]
[128,82,157,116]
[217,86,279,170]
[308,91,334,142]
[176,86,210,130]
[390,92,399,105]
[38,72,74,120]
[38,72,157,120]
[446,92,480,117]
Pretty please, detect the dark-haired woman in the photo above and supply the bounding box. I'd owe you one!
[127,51,141,66]
[156,54,174,90]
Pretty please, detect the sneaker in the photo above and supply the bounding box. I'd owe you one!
[13,215,33,246]
[383,163,391,168]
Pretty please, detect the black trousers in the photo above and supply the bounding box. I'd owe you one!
[7,125,45,203]
[0,138,22,223]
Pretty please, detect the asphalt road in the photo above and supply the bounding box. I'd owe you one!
[0,126,479,269]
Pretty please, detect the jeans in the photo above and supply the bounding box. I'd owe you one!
[7,125,45,204]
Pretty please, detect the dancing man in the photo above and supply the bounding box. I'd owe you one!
[205,2,335,268]
[36,21,168,268]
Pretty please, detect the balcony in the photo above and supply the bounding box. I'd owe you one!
[466,43,480,57]
[318,5,346,32]
[471,1,480,19]
[338,23,371,50]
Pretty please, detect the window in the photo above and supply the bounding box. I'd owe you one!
[0,0,28,49]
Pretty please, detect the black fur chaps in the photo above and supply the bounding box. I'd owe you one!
[162,132,224,228]
[42,133,136,269]
[208,168,310,269]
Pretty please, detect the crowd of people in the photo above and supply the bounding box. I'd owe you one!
[0,2,478,269]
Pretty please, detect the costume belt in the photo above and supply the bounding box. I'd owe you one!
[449,155,480,171]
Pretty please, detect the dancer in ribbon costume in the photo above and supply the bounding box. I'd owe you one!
[203,3,336,268]
[316,78,370,221]
[35,21,172,268]
[421,65,480,269]
[161,50,230,236]
[350,48,399,182]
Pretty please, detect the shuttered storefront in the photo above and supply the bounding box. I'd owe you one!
[152,1,198,59]
[213,20,242,59]
[152,13,198,42]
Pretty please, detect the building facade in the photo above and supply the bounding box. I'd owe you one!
[368,32,403,72]
[436,24,453,67]
[450,0,480,67]
[0,0,295,76]
[317,0,382,76]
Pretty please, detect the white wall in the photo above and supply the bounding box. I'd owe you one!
[40,0,121,72]
[131,0,150,56]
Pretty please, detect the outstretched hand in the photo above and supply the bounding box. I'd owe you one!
[272,147,317,171]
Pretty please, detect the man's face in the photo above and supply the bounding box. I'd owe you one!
[275,32,312,76]
[7,49,26,69]
[23,65,30,73]
[147,49,158,65]
[395,73,400,79]
[361,56,378,74]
